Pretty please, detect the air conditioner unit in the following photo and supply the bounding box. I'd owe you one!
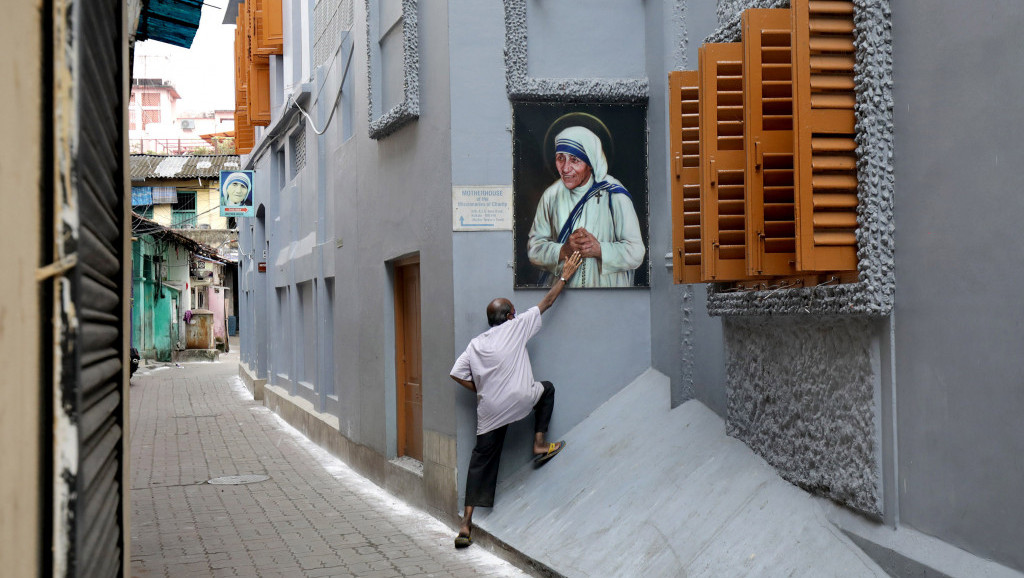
[181,119,195,130]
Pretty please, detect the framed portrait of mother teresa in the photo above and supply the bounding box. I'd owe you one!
[513,102,649,289]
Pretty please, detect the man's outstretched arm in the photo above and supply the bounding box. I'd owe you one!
[451,375,476,393]
[537,251,582,314]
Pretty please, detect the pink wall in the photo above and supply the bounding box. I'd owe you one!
[207,286,227,339]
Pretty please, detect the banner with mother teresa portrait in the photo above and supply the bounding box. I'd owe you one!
[513,102,649,288]
[220,170,255,218]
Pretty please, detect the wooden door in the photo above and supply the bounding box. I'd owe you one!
[394,259,423,461]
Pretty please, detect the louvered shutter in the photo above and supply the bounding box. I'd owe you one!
[248,60,272,126]
[62,0,127,574]
[792,0,859,272]
[669,70,702,284]
[743,9,799,277]
[264,0,285,51]
[699,43,758,282]
[252,0,283,56]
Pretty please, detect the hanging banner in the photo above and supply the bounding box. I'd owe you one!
[220,170,255,217]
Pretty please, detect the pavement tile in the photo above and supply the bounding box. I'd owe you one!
[130,352,530,578]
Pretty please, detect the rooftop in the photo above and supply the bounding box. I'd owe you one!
[130,154,242,181]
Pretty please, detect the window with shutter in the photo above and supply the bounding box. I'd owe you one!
[743,8,798,278]
[699,42,759,282]
[264,0,285,51]
[792,0,859,273]
[251,0,285,56]
[669,70,702,284]
[248,60,272,126]
[667,0,892,315]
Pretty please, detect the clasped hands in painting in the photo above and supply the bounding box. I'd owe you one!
[559,227,601,261]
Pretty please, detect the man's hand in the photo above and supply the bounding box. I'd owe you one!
[539,251,580,313]
[451,375,476,393]
[569,228,601,259]
[561,250,582,281]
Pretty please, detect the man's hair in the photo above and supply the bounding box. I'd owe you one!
[486,299,513,327]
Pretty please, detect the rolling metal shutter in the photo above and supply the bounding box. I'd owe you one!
[54,0,127,574]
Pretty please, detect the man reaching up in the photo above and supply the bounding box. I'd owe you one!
[449,251,583,549]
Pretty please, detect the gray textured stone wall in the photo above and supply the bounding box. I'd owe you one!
[724,316,880,515]
[707,0,891,516]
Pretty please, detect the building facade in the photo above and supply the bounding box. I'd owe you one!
[129,79,236,154]
[233,0,1024,574]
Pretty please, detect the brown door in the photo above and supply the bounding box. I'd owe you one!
[394,258,423,460]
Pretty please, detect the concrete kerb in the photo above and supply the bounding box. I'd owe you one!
[463,526,564,578]
[238,361,265,400]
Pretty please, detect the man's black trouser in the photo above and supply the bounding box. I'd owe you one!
[464,381,554,508]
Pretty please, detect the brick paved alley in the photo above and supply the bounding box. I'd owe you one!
[129,347,531,578]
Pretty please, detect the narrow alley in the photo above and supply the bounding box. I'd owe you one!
[128,347,530,578]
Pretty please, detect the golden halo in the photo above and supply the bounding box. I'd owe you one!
[542,112,615,178]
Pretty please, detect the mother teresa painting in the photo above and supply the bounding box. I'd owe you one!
[513,103,649,288]
[219,170,255,218]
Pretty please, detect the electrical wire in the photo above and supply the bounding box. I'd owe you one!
[293,39,354,136]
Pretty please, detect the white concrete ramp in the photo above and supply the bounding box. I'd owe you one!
[474,369,886,577]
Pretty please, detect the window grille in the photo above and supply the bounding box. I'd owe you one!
[171,191,197,229]
[314,0,352,69]
[290,127,306,175]
[142,109,161,126]
[142,92,160,106]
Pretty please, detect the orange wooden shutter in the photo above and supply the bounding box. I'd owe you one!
[263,0,284,51]
[247,60,271,126]
[235,107,254,154]
[669,70,702,284]
[792,0,859,272]
[743,9,798,277]
[699,43,758,282]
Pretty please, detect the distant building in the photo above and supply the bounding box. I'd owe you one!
[129,78,235,154]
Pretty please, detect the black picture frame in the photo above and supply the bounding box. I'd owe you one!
[512,102,649,288]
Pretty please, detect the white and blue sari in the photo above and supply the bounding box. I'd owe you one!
[527,126,645,287]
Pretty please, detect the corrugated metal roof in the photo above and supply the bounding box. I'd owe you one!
[130,154,242,181]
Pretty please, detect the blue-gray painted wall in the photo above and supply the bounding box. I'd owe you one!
[891,0,1024,570]
[236,0,1024,572]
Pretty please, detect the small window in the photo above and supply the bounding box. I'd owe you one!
[671,2,858,288]
[290,127,306,177]
[669,0,894,316]
[366,0,419,139]
[172,192,197,229]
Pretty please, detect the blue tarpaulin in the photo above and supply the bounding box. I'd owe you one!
[136,0,203,49]
[132,186,154,206]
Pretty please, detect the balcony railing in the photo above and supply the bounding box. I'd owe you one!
[130,138,234,155]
